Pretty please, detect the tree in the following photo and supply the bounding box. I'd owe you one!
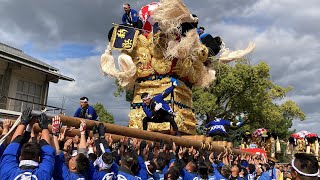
[193,59,305,139]
[113,80,134,102]
[93,103,114,124]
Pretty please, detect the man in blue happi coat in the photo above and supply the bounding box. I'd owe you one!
[74,96,99,121]
[205,115,245,137]
[140,78,181,136]
[0,108,55,180]
[122,3,142,29]
[52,116,91,180]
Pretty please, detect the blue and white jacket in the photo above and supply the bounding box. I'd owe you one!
[142,86,175,118]
[74,105,99,120]
[0,137,55,180]
[54,152,89,180]
[122,9,139,25]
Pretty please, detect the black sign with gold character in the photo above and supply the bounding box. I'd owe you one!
[110,25,139,52]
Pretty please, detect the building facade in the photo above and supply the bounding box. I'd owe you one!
[0,42,73,117]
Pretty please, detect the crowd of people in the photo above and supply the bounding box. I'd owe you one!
[0,108,319,180]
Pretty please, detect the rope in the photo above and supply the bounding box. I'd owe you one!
[0,115,22,145]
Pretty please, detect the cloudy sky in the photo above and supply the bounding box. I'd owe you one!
[0,0,319,134]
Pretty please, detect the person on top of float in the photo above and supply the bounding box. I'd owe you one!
[205,114,246,137]
[140,78,181,136]
[122,3,142,29]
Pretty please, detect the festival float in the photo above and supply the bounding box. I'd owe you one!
[239,128,281,162]
[100,0,255,135]
[287,131,319,157]
[0,0,256,156]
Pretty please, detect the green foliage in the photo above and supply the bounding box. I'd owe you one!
[93,103,114,124]
[113,80,134,102]
[193,59,305,139]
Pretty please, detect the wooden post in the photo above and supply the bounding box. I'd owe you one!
[1,111,253,155]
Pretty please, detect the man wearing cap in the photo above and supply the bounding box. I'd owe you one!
[140,78,181,136]
[74,97,99,121]
[290,153,319,180]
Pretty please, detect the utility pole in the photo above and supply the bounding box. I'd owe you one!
[60,96,66,114]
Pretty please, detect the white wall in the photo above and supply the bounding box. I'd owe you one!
[4,65,49,111]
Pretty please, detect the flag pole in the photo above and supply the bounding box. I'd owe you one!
[111,23,151,33]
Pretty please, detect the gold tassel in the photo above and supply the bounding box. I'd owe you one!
[271,138,275,158]
[241,143,245,149]
[276,137,281,153]
[286,141,291,155]
[315,139,319,156]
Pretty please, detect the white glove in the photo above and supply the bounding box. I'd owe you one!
[154,103,163,111]
[173,81,178,87]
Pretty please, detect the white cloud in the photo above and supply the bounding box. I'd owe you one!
[46,56,130,126]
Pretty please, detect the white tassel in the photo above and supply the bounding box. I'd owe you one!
[306,145,310,154]
[276,138,281,153]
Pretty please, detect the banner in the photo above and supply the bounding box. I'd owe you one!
[110,25,139,52]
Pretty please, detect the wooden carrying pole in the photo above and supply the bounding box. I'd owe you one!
[2,111,250,155]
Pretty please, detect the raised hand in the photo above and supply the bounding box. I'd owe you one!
[21,107,33,126]
[58,126,67,141]
[98,123,105,138]
[63,139,73,153]
[52,116,61,136]
[74,134,80,143]
[86,137,94,147]
[3,119,12,130]
[79,119,86,135]
[39,113,49,130]
[108,135,114,146]
[209,152,215,163]
[2,119,12,135]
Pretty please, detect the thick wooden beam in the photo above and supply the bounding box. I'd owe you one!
[1,111,252,155]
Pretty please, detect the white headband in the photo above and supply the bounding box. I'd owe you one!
[93,155,113,170]
[71,150,78,157]
[19,160,39,167]
[142,94,151,101]
[80,99,88,103]
[291,159,320,177]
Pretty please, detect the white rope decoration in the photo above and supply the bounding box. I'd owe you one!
[0,114,22,145]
